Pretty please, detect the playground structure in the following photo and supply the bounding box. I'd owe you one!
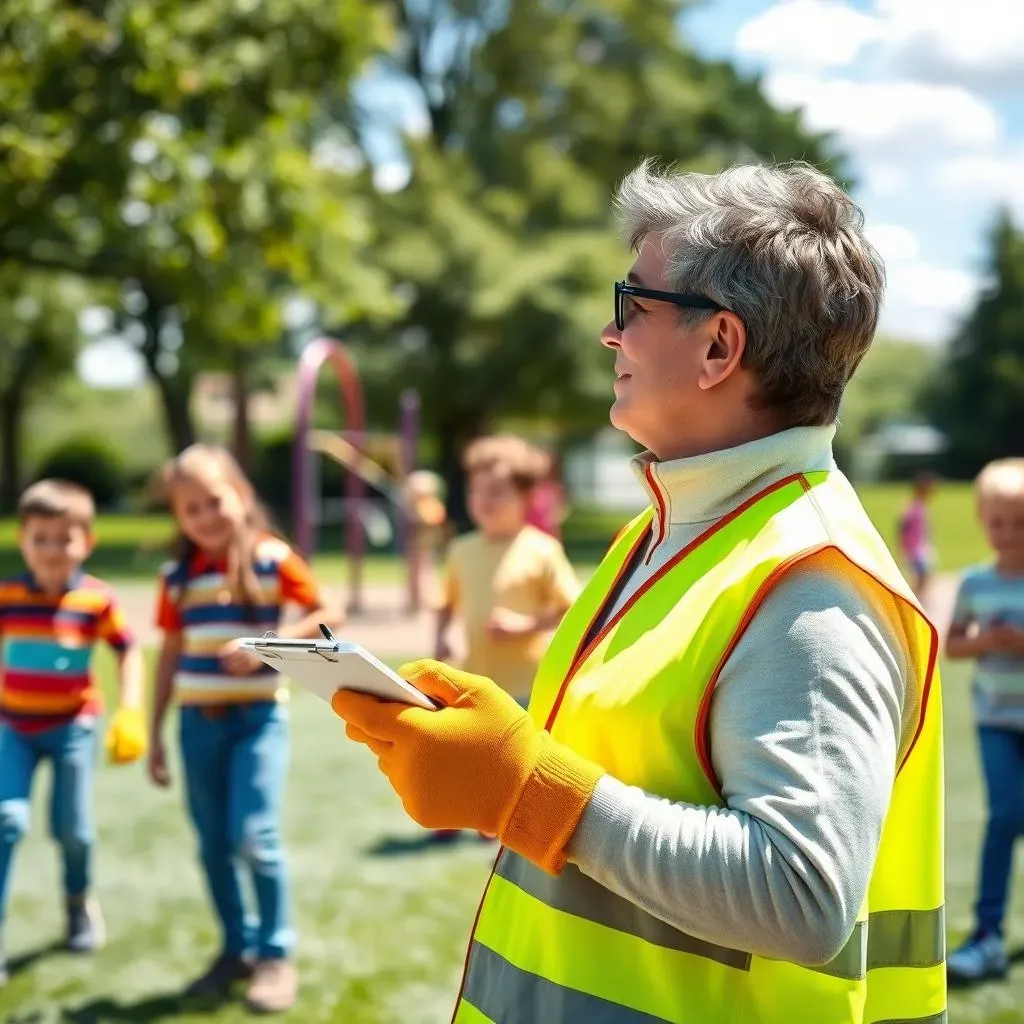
[291,337,424,617]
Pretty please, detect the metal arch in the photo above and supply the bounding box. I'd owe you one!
[291,337,366,615]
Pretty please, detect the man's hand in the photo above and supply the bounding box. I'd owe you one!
[486,607,540,641]
[218,639,263,675]
[105,706,148,765]
[331,660,604,873]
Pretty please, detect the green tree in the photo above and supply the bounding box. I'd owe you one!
[836,337,939,459]
[0,271,91,509]
[0,0,395,461]
[345,0,846,523]
[926,210,1024,477]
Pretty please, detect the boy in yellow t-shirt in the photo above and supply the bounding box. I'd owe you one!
[436,435,580,700]
[432,436,580,842]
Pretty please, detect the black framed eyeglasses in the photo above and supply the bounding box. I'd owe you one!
[615,280,730,331]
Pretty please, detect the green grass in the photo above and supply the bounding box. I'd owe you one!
[0,481,992,587]
[1,650,495,1024]
[857,482,988,574]
[2,656,1024,1021]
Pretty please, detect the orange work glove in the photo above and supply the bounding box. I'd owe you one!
[331,659,604,874]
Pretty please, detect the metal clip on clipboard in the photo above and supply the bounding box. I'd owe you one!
[252,625,341,661]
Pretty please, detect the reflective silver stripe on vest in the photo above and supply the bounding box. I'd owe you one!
[807,921,867,980]
[809,905,945,981]
[867,906,945,969]
[873,1013,947,1024]
[500,851,944,983]
[463,941,674,1024]
[497,852,752,972]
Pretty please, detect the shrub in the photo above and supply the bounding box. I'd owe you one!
[33,435,129,509]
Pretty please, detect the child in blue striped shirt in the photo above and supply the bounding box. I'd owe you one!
[946,458,1024,984]
[147,445,337,1012]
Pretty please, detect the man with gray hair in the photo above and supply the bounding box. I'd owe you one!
[333,160,946,1024]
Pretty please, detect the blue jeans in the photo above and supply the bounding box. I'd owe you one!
[975,726,1024,935]
[0,718,97,922]
[179,702,294,960]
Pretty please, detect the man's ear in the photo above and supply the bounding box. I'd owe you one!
[697,312,746,391]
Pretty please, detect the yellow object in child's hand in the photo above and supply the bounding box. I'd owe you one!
[105,706,149,765]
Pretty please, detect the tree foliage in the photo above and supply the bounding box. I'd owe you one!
[837,338,938,442]
[926,210,1024,477]
[0,269,92,508]
[345,0,847,522]
[0,0,395,456]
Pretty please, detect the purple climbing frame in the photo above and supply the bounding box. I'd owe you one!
[291,338,366,615]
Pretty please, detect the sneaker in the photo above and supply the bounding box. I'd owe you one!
[245,958,298,1013]
[948,931,1008,983]
[183,953,254,1000]
[66,896,105,954]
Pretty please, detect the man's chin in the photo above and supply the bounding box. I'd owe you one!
[608,399,633,435]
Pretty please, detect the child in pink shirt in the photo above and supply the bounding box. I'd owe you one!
[898,472,937,600]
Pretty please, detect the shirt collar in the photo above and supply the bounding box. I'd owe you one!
[189,549,228,575]
[632,425,837,539]
[22,568,85,594]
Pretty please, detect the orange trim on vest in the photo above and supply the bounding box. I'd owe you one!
[644,464,667,565]
[692,480,940,797]
[543,473,808,733]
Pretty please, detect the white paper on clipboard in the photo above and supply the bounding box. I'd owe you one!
[237,635,438,711]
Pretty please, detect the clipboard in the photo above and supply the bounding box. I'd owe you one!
[238,628,438,711]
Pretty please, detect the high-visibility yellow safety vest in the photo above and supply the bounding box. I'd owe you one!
[453,470,946,1024]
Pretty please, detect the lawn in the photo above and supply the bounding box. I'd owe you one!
[2,655,1024,1023]
[0,480,992,585]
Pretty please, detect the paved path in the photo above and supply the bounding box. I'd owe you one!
[114,569,961,660]
[115,580,451,658]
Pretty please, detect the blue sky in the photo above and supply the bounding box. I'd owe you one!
[79,0,1024,385]
[681,0,1024,343]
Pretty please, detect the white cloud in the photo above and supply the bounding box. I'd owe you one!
[729,2,1014,345]
[877,0,1024,91]
[762,73,1001,153]
[865,223,920,262]
[879,261,981,342]
[736,0,878,69]
[887,262,979,311]
[738,0,1024,90]
[937,150,1024,219]
[862,162,911,197]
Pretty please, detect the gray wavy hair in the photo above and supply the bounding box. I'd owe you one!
[614,159,886,427]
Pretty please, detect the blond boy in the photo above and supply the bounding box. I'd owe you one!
[946,458,1024,983]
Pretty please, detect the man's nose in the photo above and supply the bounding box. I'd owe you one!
[600,319,622,350]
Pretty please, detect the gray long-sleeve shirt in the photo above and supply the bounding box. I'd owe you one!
[565,426,915,965]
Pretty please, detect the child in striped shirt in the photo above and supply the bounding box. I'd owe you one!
[147,445,336,1013]
[0,480,145,987]
[946,458,1024,983]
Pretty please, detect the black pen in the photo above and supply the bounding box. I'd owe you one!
[319,623,336,642]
